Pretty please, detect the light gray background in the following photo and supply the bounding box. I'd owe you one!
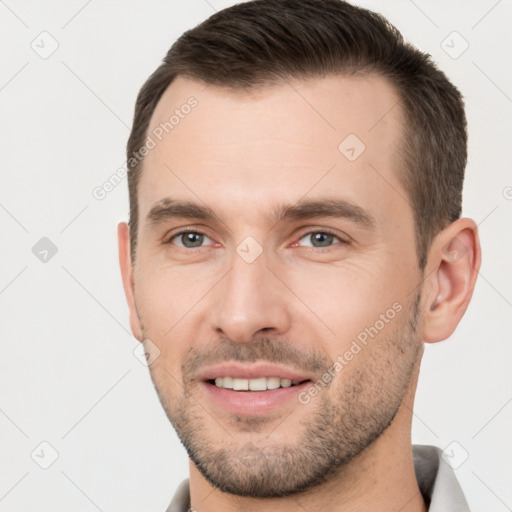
[1,1,511,511]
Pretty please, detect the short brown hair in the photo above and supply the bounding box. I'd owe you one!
[126,0,467,269]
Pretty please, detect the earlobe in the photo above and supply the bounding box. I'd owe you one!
[422,218,481,343]
[118,222,144,342]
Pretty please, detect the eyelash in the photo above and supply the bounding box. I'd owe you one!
[164,228,349,250]
[165,229,212,246]
[294,228,349,250]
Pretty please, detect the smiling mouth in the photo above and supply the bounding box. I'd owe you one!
[207,376,310,391]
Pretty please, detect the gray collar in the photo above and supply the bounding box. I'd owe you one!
[166,444,470,511]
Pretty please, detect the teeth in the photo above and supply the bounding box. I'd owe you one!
[266,377,281,390]
[212,376,303,391]
[232,378,249,390]
[249,377,267,391]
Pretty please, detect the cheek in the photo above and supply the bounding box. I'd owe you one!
[284,261,403,349]
[134,262,214,335]
[134,263,223,383]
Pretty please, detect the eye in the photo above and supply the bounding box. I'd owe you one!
[167,230,215,248]
[296,230,346,249]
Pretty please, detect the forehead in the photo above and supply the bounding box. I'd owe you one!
[138,74,408,229]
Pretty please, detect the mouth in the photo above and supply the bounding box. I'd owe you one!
[207,376,309,391]
[197,363,314,416]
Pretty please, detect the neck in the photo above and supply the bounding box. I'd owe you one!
[188,360,426,512]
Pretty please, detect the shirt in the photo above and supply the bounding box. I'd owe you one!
[165,444,470,511]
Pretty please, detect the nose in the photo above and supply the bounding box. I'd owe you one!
[210,247,292,343]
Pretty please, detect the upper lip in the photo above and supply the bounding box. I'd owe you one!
[196,362,314,382]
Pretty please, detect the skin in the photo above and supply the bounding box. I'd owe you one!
[118,75,481,511]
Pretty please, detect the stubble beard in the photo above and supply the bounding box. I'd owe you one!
[145,292,423,498]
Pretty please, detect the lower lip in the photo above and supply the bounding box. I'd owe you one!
[201,381,311,416]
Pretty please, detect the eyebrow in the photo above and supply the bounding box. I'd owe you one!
[145,197,376,230]
[146,198,219,226]
[275,198,375,229]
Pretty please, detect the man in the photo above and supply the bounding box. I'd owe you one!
[118,1,481,510]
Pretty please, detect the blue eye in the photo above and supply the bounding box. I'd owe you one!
[169,231,213,248]
[297,231,343,248]
[165,229,346,251]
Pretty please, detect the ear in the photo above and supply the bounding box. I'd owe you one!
[118,222,144,342]
[421,218,482,343]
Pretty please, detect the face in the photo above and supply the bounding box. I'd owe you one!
[126,75,425,497]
